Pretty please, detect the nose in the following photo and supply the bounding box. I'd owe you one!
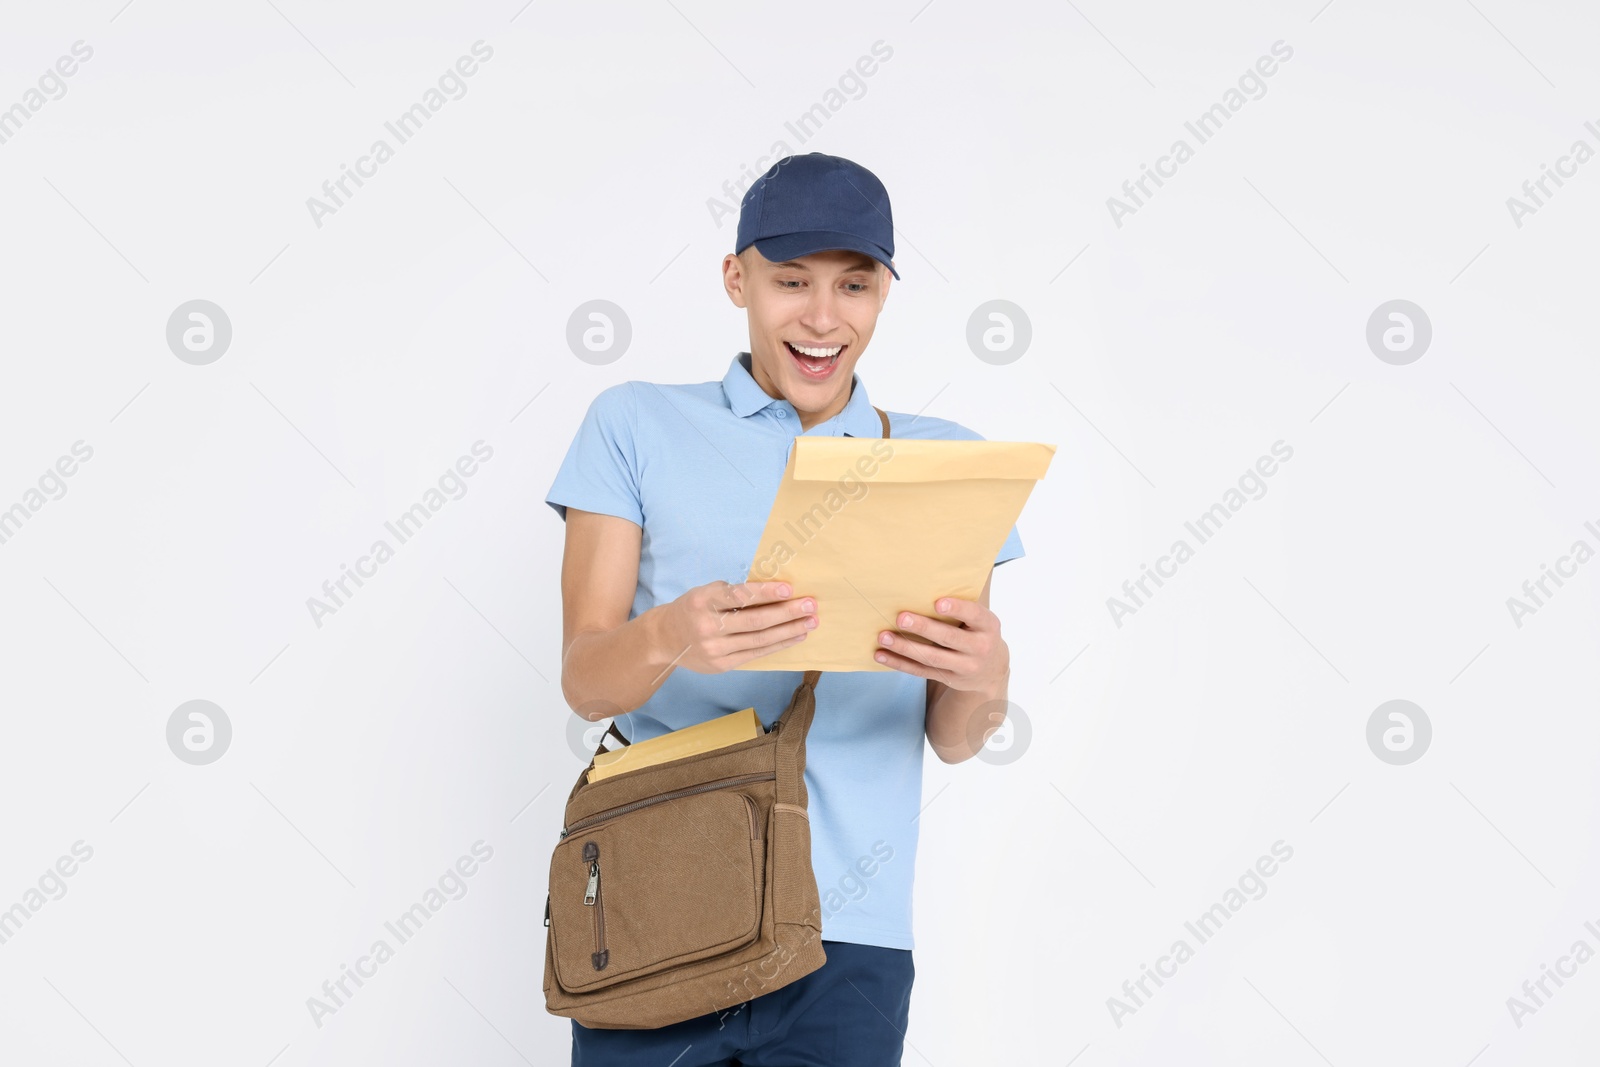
[798,284,842,337]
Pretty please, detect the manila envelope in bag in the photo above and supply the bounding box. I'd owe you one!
[735,435,1055,672]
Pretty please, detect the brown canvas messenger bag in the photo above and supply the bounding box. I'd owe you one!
[542,404,892,1030]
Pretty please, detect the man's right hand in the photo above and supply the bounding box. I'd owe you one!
[653,580,819,674]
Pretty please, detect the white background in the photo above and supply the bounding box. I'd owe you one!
[1,1,1598,1064]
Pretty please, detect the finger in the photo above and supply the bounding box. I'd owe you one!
[872,645,955,683]
[889,610,978,654]
[877,627,967,673]
[930,595,991,628]
[723,624,813,669]
[712,595,817,636]
[738,614,818,652]
[713,580,795,611]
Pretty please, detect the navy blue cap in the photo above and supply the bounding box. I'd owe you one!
[734,153,900,280]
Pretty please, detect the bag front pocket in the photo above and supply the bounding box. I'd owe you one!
[549,786,766,993]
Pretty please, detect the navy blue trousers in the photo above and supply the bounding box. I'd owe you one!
[570,940,914,1066]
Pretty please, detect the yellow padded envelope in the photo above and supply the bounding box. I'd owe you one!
[735,436,1055,672]
[587,708,763,783]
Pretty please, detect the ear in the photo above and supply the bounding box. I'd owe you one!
[879,263,893,308]
[722,253,749,309]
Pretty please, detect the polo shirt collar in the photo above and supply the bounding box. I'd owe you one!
[722,351,880,437]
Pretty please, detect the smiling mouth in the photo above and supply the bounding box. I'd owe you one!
[784,341,844,378]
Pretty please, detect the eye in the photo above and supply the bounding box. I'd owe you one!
[845,282,869,293]
[777,279,803,289]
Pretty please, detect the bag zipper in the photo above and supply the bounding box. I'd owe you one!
[559,771,776,838]
[558,775,773,975]
[583,841,608,970]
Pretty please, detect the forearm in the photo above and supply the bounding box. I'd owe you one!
[561,606,680,719]
[924,660,1010,764]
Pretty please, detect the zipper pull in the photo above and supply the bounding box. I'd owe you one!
[584,861,599,905]
[543,894,551,927]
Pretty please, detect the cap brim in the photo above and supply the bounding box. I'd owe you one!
[752,231,900,280]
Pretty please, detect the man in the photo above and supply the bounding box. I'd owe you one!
[546,152,1023,1066]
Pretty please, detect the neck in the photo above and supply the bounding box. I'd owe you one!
[749,352,852,432]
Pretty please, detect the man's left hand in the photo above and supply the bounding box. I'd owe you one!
[873,595,1008,691]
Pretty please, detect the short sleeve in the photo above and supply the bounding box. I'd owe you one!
[995,523,1025,566]
[935,418,1027,568]
[545,382,644,526]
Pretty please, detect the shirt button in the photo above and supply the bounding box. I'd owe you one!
[776,408,789,419]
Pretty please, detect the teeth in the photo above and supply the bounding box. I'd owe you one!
[789,342,841,358]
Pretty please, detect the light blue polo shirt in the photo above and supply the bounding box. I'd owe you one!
[544,351,1024,951]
